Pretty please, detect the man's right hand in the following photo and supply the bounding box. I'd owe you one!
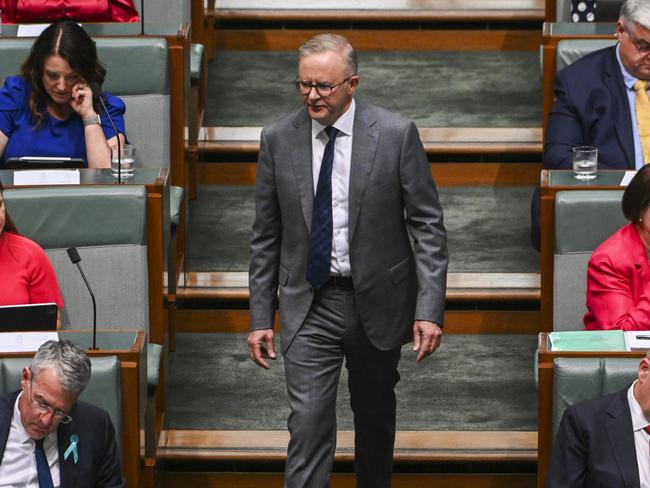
[247,328,276,369]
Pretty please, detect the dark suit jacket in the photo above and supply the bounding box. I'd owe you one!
[0,390,126,488]
[249,100,448,352]
[546,387,640,488]
[531,45,636,249]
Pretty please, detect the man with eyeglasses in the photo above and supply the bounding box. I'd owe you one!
[531,0,650,249]
[248,33,447,487]
[0,340,125,487]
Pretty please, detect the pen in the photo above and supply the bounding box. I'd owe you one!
[636,336,650,340]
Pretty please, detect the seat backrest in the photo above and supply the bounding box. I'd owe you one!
[0,37,170,169]
[553,190,626,330]
[556,39,618,72]
[3,186,149,334]
[0,356,122,450]
[552,357,637,440]
[555,0,623,21]
[142,0,191,27]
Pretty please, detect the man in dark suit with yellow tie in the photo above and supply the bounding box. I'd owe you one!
[247,33,448,487]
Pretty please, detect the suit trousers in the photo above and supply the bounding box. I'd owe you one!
[283,283,402,488]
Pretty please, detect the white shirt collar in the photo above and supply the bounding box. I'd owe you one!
[311,98,356,140]
[629,380,650,432]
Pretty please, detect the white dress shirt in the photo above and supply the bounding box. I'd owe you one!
[311,98,355,277]
[628,381,650,488]
[0,392,60,488]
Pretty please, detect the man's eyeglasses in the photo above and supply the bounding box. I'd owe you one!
[625,29,650,54]
[294,76,354,97]
[29,377,73,424]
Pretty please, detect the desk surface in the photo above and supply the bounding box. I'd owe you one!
[543,169,627,187]
[0,168,167,187]
[544,21,616,36]
[0,22,184,37]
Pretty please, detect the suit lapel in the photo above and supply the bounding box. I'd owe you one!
[290,109,315,231]
[58,421,78,488]
[0,392,19,466]
[606,389,640,487]
[348,103,379,241]
[604,48,635,168]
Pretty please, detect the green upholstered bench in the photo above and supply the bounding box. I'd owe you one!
[553,190,626,331]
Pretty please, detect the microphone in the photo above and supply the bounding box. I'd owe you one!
[66,247,98,350]
[90,82,122,184]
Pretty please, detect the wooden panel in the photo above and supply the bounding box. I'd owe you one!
[161,472,536,488]
[159,429,536,462]
[214,29,542,52]
[175,309,539,334]
[198,162,542,186]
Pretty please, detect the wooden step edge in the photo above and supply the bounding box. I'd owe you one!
[158,429,537,462]
[178,272,541,302]
[207,9,545,22]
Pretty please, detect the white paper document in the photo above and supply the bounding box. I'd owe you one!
[16,24,50,37]
[0,332,58,353]
[625,332,650,351]
[13,170,80,186]
[620,170,637,187]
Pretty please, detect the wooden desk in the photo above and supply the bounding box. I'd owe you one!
[539,169,627,331]
[0,329,145,488]
[0,168,170,346]
[536,332,643,488]
[541,22,616,134]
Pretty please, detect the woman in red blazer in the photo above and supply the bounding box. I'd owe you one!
[584,165,650,330]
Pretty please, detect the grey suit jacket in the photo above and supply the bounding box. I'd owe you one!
[249,100,448,353]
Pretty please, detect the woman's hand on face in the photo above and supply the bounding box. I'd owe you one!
[69,81,96,119]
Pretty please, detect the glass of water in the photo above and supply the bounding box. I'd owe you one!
[111,144,135,180]
[572,146,598,180]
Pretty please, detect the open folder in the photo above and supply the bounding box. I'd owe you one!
[549,330,650,352]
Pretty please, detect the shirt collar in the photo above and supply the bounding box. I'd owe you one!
[617,43,644,91]
[311,98,356,140]
[628,380,650,432]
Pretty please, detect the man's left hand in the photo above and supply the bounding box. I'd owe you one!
[412,320,442,363]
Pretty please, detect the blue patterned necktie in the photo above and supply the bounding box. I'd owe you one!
[306,126,339,289]
[34,438,54,488]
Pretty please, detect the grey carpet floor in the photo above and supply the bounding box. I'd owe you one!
[165,333,537,430]
[205,51,540,128]
[188,184,539,273]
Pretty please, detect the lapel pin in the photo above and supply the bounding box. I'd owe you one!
[64,434,79,464]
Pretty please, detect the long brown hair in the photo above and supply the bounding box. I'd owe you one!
[21,20,106,128]
[0,180,19,235]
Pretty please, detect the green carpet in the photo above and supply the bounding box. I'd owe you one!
[188,184,539,273]
[165,333,537,431]
[205,50,540,128]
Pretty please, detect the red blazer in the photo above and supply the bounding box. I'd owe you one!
[584,223,650,330]
[0,0,139,23]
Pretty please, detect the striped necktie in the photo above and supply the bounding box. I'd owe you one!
[34,438,54,488]
[634,80,650,165]
[306,126,339,289]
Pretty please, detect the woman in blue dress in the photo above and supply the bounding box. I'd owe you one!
[0,20,126,168]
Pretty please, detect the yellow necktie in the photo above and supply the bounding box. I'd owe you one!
[634,80,650,165]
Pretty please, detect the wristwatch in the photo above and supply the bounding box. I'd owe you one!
[82,114,101,127]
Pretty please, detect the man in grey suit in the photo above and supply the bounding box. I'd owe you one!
[247,33,448,488]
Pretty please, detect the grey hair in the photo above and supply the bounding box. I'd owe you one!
[620,0,650,31]
[298,34,358,76]
[30,340,91,397]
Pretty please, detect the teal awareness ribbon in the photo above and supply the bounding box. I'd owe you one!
[64,434,79,464]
